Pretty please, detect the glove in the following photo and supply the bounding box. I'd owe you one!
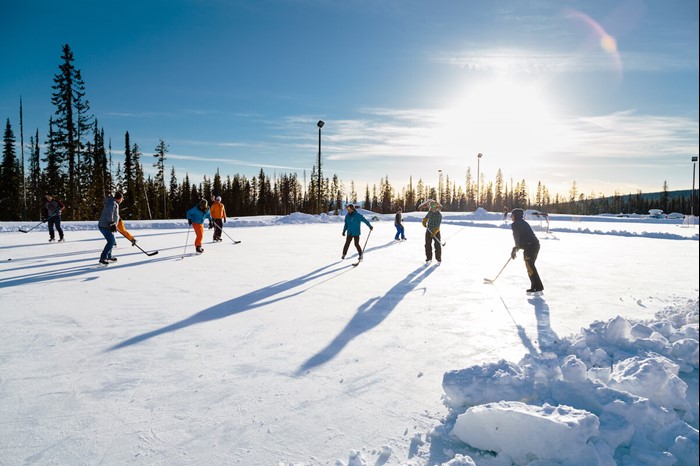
[370,226,374,231]
[209,223,213,229]
[511,247,517,260]
[432,227,439,236]
[422,218,428,227]
[110,223,117,232]
[188,219,192,226]
[131,239,137,246]
[342,231,346,236]
[224,218,227,223]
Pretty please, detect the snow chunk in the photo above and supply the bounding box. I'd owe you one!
[451,401,600,465]
[609,355,690,412]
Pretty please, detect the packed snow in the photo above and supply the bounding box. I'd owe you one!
[0,210,697,465]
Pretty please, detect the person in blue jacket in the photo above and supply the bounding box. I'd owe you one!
[342,204,373,260]
[186,199,212,253]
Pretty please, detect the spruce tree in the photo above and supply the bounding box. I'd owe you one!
[50,44,92,219]
[0,119,21,220]
[152,138,168,218]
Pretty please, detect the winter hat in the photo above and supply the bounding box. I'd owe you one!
[215,196,221,201]
[114,191,123,200]
[346,204,355,210]
[198,199,208,209]
[511,208,524,220]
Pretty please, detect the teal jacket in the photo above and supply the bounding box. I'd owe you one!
[187,205,212,225]
[343,210,372,236]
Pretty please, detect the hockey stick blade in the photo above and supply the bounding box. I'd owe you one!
[19,229,30,233]
[146,251,159,256]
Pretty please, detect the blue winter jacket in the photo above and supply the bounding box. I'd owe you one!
[343,210,372,236]
[186,205,212,225]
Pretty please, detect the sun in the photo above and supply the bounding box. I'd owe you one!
[441,77,566,162]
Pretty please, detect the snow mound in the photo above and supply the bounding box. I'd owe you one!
[452,402,599,465]
[440,299,699,465]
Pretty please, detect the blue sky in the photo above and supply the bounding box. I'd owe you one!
[1,0,698,199]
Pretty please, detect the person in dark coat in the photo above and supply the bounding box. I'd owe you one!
[44,193,65,242]
[510,208,544,293]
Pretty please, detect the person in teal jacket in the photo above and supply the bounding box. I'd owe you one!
[186,199,212,253]
[342,204,373,260]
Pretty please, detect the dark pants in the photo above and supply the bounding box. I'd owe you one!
[523,243,544,290]
[47,216,63,240]
[212,218,224,240]
[394,224,406,240]
[424,230,442,261]
[343,235,362,257]
[99,227,116,261]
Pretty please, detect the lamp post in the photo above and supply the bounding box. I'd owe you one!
[477,153,483,208]
[438,169,443,204]
[317,120,324,214]
[692,156,698,219]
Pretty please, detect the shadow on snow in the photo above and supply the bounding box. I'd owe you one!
[295,264,437,375]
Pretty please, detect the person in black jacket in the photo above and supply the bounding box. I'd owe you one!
[510,208,544,293]
[44,193,65,242]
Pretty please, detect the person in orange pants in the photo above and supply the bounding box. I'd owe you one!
[186,199,212,254]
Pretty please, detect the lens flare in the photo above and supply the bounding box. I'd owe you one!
[565,9,622,80]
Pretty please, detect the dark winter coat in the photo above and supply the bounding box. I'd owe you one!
[511,218,539,250]
[45,199,64,217]
[395,212,403,226]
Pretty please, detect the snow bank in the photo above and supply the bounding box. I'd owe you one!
[439,299,699,466]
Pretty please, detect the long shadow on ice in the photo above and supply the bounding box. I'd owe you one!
[106,261,351,351]
[528,296,560,351]
[295,265,436,375]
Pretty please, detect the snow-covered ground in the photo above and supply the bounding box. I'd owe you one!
[0,210,697,465]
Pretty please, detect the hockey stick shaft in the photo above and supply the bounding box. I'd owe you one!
[484,257,512,283]
[117,229,158,256]
[212,221,241,243]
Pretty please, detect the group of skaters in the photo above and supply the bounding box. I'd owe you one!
[38,192,544,292]
[340,199,544,293]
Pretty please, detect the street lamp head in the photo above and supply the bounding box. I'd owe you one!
[692,156,698,162]
[478,153,483,158]
[317,120,325,128]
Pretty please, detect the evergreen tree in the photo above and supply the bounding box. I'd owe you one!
[153,138,168,218]
[0,119,21,219]
[43,117,63,201]
[50,44,92,219]
[28,129,43,218]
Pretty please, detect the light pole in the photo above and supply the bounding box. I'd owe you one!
[438,169,443,204]
[477,153,483,208]
[692,156,698,219]
[317,120,324,214]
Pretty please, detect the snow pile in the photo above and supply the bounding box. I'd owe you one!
[439,299,699,465]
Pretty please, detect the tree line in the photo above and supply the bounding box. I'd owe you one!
[1,44,697,221]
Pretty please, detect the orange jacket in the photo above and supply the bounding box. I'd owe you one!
[209,202,226,220]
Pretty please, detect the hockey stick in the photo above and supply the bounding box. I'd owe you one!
[484,257,512,284]
[212,221,241,244]
[352,229,372,267]
[426,227,446,247]
[18,214,57,233]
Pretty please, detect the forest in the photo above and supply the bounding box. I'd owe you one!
[1,44,697,221]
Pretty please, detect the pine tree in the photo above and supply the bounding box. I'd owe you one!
[0,119,21,220]
[28,129,43,219]
[50,44,92,219]
[153,138,168,218]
